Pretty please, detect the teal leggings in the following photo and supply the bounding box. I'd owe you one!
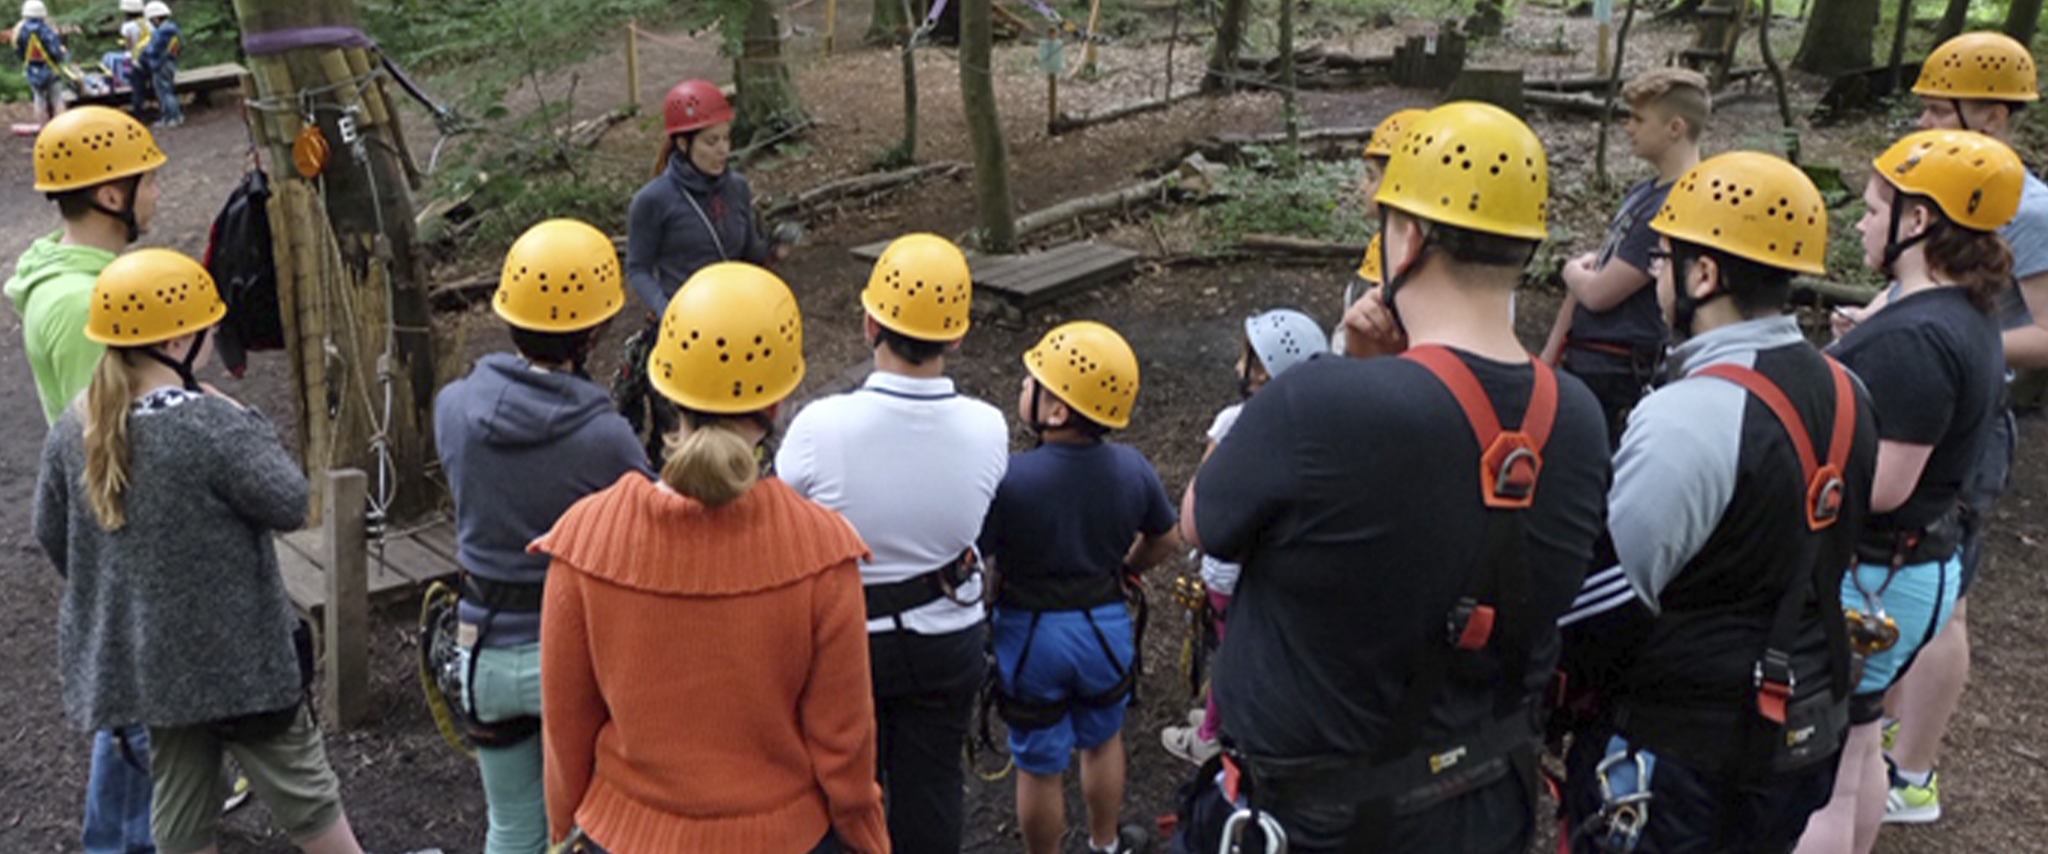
[463,642,545,854]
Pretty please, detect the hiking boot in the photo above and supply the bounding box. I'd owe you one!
[1884,769,1941,824]
[1161,723,1221,765]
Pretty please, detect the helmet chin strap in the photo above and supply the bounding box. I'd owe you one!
[140,327,209,392]
[1881,186,1938,278]
[1953,98,1971,132]
[1378,211,1418,334]
[89,177,141,244]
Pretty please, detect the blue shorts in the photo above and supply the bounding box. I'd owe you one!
[992,603,1134,775]
[1844,552,1960,696]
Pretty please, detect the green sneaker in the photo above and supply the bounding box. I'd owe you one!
[1884,770,1941,824]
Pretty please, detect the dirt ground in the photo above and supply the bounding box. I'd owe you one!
[2,3,2045,852]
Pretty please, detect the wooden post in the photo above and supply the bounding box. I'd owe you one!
[1045,27,1060,134]
[1080,0,1102,79]
[626,21,641,108]
[321,469,369,729]
[232,0,436,524]
[825,0,838,54]
[1595,0,1613,75]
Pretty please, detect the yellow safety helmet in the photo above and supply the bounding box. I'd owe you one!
[1363,108,1426,160]
[1023,320,1140,430]
[85,248,224,346]
[1374,101,1550,242]
[647,262,805,414]
[1872,129,2026,232]
[1357,232,1384,284]
[863,232,974,340]
[1651,152,1828,275]
[1914,32,2040,103]
[494,219,626,333]
[33,106,167,194]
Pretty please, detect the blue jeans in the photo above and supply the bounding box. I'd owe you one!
[84,726,156,854]
[151,61,181,123]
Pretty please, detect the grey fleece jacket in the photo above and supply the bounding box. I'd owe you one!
[35,391,309,730]
[624,152,769,316]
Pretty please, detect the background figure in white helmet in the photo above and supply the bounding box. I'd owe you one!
[13,0,70,122]
[114,0,154,117]
[1160,307,1323,765]
[136,1,179,127]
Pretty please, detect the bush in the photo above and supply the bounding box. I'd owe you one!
[1199,152,1372,247]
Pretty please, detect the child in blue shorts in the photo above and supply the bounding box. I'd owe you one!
[979,320,1180,854]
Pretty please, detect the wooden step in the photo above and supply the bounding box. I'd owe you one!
[846,240,1141,312]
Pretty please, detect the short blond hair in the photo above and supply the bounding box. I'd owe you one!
[1624,67,1712,140]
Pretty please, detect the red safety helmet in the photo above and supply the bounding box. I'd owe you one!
[664,79,734,136]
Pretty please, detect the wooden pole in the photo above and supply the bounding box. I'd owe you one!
[232,0,437,524]
[1595,0,1614,75]
[1047,27,1060,134]
[825,0,838,54]
[626,21,641,107]
[1080,0,1102,79]
[321,469,369,729]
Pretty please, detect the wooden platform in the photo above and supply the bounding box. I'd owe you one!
[73,62,249,109]
[851,240,1141,311]
[276,518,460,619]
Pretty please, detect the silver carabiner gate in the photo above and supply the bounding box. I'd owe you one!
[1219,808,1289,854]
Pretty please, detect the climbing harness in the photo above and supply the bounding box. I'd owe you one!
[1219,346,1557,854]
[1173,572,1216,699]
[1577,737,1656,853]
[416,580,475,757]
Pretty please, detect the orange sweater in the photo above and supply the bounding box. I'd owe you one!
[533,473,888,854]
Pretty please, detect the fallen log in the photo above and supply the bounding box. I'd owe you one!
[1015,173,1181,240]
[761,161,964,221]
[1237,233,1366,258]
[1792,277,1877,307]
[1526,75,1615,92]
[1050,90,1203,135]
[1526,89,1631,117]
[563,104,638,149]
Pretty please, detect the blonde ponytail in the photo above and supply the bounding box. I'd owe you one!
[82,349,138,531]
[660,419,761,507]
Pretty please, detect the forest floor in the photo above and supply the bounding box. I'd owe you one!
[1,1,2043,852]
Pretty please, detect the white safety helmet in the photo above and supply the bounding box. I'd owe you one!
[22,0,46,19]
[144,1,168,18]
[1244,309,1325,380]
[120,0,143,13]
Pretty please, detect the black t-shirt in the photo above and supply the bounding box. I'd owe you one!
[1195,350,1610,848]
[1570,178,1670,348]
[1827,287,2004,533]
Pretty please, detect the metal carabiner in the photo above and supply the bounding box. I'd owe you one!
[1219,808,1289,854]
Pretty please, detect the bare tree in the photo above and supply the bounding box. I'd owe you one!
[1205,0,1252,91]
[2007,0,2043,45]
[1794,0,1881,75]
[1933,0,1970,41]
[732,0,808,145]
[961,0,1017,250]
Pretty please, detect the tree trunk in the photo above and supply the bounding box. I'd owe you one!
[1596,0,1639,188]
[898,19,919,163]
[1278,0,1298,153]
[961,0,1016,251]
[870,0,912,45]
[1793,0,1880,75]
[1884,0,1913,95]
[2006,0,2043,45]
[232,0,435,524]
[1933,0,1969,41]
[1761,0,1798,160]
[1205,0,1252,91]
[732,0,807,146]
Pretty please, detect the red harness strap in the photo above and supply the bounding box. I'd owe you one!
[1694,356,1858,725]
[1694,358,1858,532]
[1404,345,1560,511]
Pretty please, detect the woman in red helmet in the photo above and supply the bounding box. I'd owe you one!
[620,79,774,462]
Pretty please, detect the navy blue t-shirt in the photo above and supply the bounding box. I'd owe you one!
[979,441,1177,583]
[1570,177,1670,348]
[1828,286,2004,533]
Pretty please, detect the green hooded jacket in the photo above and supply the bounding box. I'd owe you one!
[6,231,113,425]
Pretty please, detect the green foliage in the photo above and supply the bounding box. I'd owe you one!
[1199,153,1371,247]
[362,0,705,76]
[1825,199,1884,288]
[467,165,638,253]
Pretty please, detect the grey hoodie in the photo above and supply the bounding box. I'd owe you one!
[433,352,650,645]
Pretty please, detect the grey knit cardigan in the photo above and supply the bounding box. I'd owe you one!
[34,393,309,731]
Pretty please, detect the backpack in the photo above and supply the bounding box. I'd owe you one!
[203,169,283,378]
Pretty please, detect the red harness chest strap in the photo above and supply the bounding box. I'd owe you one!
[1694,357,1857,532]
[1403,345,1559,510]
